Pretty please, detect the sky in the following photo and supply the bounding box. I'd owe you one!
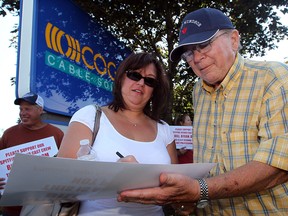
[0,11,288,136]
[0,13,19,136]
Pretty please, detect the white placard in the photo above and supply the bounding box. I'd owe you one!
[0,136,58,181]
[0,154,215,206]
[170,126,193,149]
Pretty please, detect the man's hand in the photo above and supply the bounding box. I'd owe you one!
[117,173,199,205]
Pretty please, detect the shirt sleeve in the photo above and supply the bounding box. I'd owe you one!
[159,121,175,147]
[69,105,96,132]
[253,62,288,171]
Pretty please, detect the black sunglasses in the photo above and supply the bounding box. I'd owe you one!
[126,70,158,88]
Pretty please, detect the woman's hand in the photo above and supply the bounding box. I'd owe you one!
[117,155,139,163]
[178,147,187,155]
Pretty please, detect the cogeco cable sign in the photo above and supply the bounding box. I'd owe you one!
[45,22,116,92]
[17,0,131,117]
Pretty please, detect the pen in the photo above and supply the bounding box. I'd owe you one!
[116,151,124,158]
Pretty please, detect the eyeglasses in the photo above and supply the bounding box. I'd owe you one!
[181,31,229,62]
[126,70,158,88]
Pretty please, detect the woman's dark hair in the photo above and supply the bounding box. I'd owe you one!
[108,52,170,122]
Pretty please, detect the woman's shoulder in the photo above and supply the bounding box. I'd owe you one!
[157,119,170,129]
[74,104,100,115]
[70,104,101,123]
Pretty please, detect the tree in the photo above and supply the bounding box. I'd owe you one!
[0,0,19,49]
[0,0,19,16]
[1,0,288,123]
[68,0,288,122]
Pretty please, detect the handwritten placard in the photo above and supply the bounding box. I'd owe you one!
[0,136,58,180]
[170,126,193,149]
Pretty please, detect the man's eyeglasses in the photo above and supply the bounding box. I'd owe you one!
[126,70,158,88]
[181,31,229,63]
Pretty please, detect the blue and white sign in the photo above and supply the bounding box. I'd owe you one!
[17,0,131,116]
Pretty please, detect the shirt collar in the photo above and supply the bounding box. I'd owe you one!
[201,53,244,95]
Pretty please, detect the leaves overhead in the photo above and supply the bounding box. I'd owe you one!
[0,0,19,16]
[72,0,288,122]
[1,0,288,123]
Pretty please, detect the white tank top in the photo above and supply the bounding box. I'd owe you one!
[70,105,174,216]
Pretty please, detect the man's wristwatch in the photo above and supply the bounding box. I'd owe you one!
[196,178,209,208]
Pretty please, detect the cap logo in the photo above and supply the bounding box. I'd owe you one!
[183,19,202,27]
[170,8,235,62]
[181,27,187,34]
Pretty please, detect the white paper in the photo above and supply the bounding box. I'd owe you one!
[170,126,193,149]
[0,154,215,206]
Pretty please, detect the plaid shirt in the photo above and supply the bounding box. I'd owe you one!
[193,54,288,215]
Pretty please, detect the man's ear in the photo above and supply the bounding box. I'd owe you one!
[231,29,240,52]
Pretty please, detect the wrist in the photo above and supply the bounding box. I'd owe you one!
[196,178,209,208]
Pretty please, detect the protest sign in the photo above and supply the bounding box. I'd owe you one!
[170,126,193,149]
[0,136,58,181]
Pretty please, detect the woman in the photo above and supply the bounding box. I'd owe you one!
[175,114,193,163]
[57,52,178,216]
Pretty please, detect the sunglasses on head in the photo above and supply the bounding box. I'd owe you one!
[126,70,158,88]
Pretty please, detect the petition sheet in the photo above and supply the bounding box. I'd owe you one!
[0,154,215,206]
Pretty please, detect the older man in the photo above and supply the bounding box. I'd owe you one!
[118,8,288,215]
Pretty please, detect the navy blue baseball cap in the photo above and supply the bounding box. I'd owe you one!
[170,8,235,62]
[14,92,44,108]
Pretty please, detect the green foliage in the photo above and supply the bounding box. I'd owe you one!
[0,0,19,49]
[0,0,19,16]
[73,0,288,123]
[1,0,288,124]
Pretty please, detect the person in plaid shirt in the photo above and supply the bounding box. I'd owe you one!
[117,8,288,216]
